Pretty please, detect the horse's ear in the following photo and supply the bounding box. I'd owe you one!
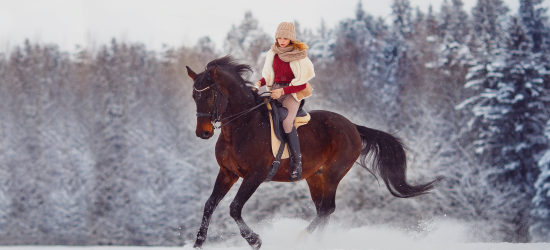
[186,66,197,80]
[212,66,218,78]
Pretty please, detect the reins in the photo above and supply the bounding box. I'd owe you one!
[215,95,271,129]
[194,82,271,129]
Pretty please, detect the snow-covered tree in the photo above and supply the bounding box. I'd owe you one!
[458,16,549,242]
[392,0,414,39]
[435,0,473,110]
[439,0,470,44]
[223,11,272,68]
[471,0,510,54]
[194,36,218,64]
[519,0,548,52]
[532,120,550,242]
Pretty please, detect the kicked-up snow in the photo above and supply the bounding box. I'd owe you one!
[3,219,548,250]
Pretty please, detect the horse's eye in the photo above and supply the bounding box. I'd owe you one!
[207,95,214,101]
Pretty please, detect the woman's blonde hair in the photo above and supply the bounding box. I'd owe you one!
[275,40,309,50]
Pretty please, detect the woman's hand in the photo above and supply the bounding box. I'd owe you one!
[270,89,284,99]
[254,81,262,90]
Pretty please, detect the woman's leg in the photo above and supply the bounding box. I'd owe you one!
[281,96,302,181]
[282,96,300,133]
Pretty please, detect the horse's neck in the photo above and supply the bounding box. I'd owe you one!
[225,86,257,115]
[221,87,265,136]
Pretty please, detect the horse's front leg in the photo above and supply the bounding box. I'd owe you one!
[194,168,239,249]
[229,170,267,250]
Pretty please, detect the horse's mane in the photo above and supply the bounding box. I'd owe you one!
[196,55,264,103]
[205,56,252,83]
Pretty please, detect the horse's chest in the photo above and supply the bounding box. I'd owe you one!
[216,136,250,177]
[217,128,270,176]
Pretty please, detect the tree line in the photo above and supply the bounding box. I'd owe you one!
[0,0,549,245]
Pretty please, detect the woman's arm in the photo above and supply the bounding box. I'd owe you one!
[282,84,306,95]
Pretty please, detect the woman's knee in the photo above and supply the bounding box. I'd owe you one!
[283,98,299,110]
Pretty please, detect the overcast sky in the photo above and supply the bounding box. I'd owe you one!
[0,0,547,53]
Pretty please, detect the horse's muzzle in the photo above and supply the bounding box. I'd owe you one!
[198,130,213,139]
[196,118,214,139]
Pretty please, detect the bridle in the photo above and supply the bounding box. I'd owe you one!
[194,81,270,130]
[194,82,227,123]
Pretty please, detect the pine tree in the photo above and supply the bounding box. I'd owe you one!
[194,36,218,64]
[532,121,550,241]
[391,0,413,39]
[426,5,438,36]
[88,40,134,244]
[439,0,470,44]
[471,0,510,54]
[519,0,548,52]
[356,0,366,21]
[458,16,548,242]
[436,0,472,104]
[223,11,271,67]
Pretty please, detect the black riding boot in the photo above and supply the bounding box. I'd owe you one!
[286,127,302,181]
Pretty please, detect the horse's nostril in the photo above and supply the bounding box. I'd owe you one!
[203,131,211,137]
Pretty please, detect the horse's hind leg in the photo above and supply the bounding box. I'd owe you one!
[304,173,325,233]
[304,162,354,235]
[229,171,266,250]
[304,179,338,234]
[194,168,239,249]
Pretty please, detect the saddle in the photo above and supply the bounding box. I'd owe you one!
[265,99,309,182]
[271,99,307,142]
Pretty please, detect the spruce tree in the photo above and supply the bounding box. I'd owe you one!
[471,0,509,53]
[458,16,548,242]
[439,0,470,44]
[519,0,548,52]
[223,11,271,66]
[391,0,413,39]
[532,121,550,241]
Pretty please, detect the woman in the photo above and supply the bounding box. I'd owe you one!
[254,21,315,181]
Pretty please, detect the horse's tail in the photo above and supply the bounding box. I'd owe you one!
[355,124,441,198]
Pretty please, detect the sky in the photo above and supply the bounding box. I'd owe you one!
[0,0,547,53]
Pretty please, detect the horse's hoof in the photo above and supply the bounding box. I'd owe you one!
[193,239,204,250]
[295,229,311,244]
[246,233,262,250]
[251,238,262,250]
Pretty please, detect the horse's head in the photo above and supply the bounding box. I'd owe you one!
[186,65,229,139]
[186,56,254,139]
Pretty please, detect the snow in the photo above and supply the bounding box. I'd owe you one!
[1,219,549,250]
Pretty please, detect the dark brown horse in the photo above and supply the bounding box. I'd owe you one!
[186,56,439,250]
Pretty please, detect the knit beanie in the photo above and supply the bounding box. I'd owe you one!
[275,22,299,43]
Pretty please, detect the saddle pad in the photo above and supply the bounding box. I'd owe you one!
[268,110,310,159]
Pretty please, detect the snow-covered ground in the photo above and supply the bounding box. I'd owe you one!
[1,219,549,250]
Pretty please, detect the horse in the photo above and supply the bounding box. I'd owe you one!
[186,56,439,250]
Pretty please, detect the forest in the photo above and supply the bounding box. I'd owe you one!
[0,0,549,245]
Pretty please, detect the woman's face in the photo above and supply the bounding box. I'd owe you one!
[277,37,290,47]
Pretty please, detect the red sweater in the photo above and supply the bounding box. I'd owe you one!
[259,54,306,95]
